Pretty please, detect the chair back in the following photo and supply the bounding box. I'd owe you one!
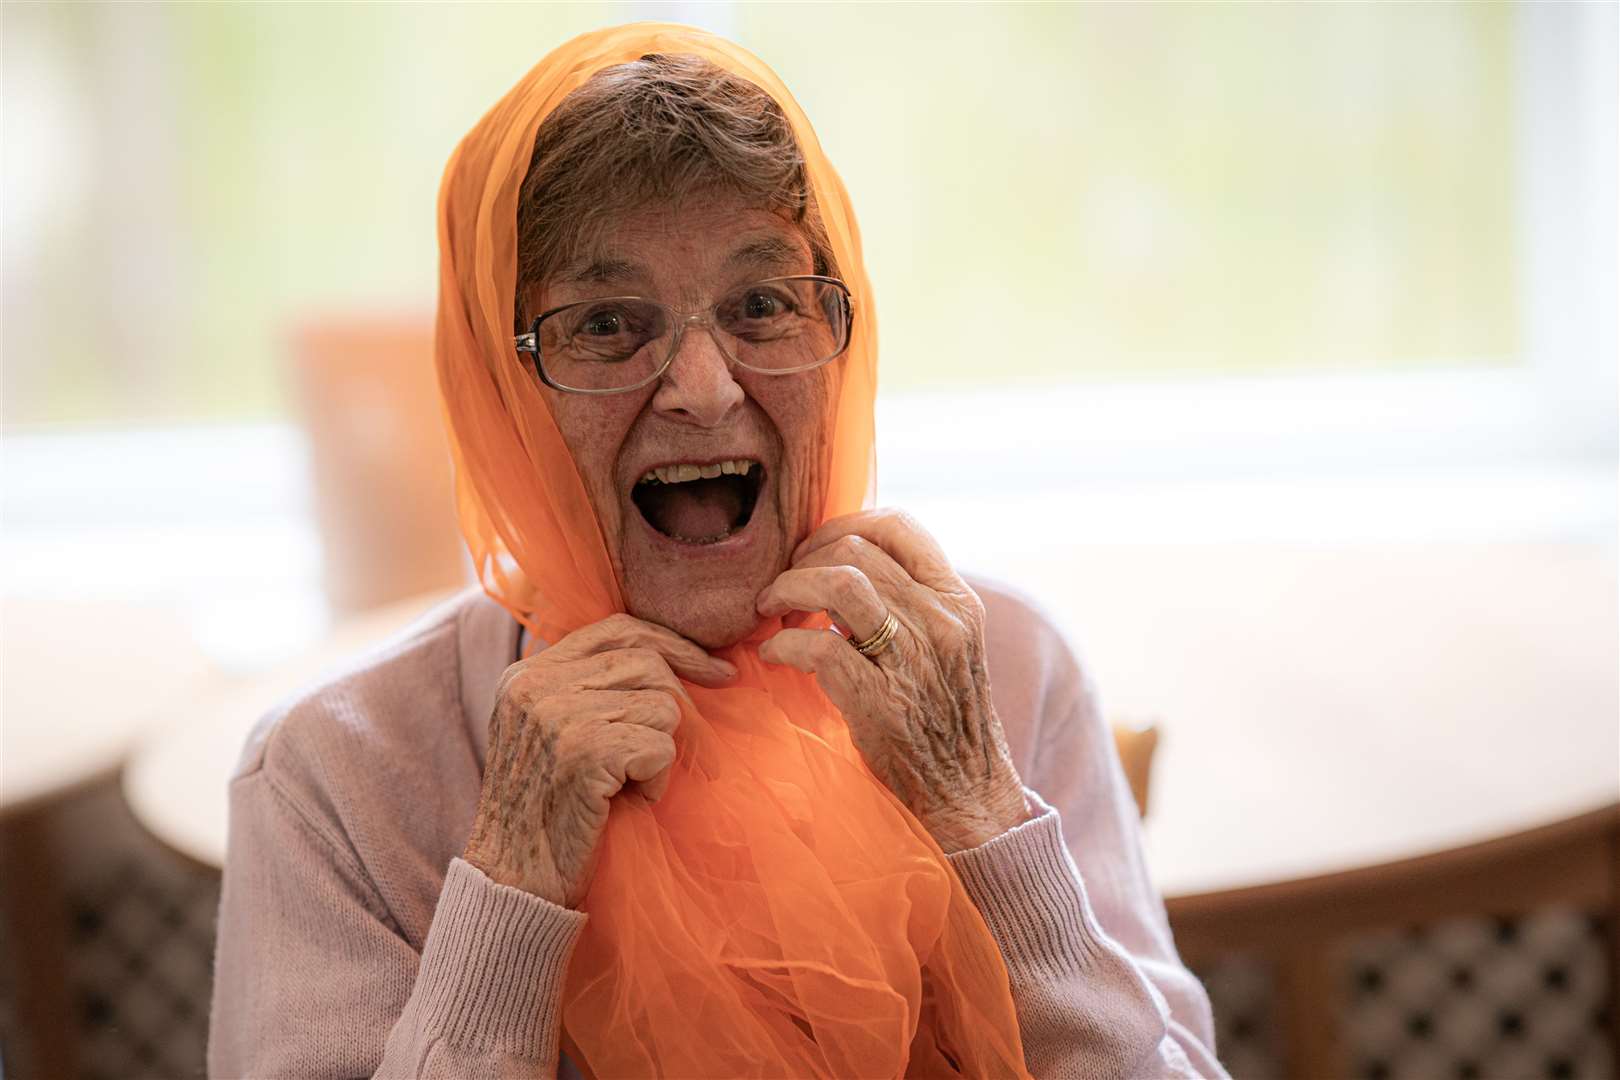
[288,315,469,614]
[1111,719,1160,819]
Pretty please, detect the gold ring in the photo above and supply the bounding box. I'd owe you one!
[851,611,899,658]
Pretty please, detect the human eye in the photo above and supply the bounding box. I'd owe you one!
[719,282,802,339]
[565,302,638,339]
[556,300,662,361]
[580,308,627,336]
[743,289,787,319]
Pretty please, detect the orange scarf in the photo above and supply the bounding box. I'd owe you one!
[435,23,1028,1077]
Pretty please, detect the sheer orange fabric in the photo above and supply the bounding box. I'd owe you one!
[434,23,1029,1077]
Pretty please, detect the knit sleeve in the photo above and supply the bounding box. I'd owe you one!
[945,624,1229,1078]
[207,767,585,1079]
[947,791,1223,1078]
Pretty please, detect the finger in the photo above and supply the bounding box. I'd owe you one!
[632,765,673,805]
[562,648,694,708]
[758,627,882,716]
[590,723,677,800]
[789,532,914,599]
[550,613,735,686]
[564,687,683,735]
[792,508,959,592]
[755,565,890,642]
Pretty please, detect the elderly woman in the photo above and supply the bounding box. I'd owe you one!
[209,24,1224,1080]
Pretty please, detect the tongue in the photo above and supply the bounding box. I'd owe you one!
[640,477,744,540]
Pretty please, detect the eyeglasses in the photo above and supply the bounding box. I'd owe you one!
[513,274,853,395]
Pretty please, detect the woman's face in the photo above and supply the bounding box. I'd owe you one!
[535,194,843,649]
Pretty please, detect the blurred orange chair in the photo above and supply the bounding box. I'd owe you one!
[289,316,470,614]
[1112,719,1159,820]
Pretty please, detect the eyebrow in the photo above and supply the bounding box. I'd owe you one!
[724,235,809,274]
[553,233,810,288]
[555,256,647,286]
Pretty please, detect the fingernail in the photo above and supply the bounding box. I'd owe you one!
[712,657,737,677]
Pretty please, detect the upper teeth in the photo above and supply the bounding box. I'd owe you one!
[637,459,757,485]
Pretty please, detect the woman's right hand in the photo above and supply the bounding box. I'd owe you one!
[462,613,736,908]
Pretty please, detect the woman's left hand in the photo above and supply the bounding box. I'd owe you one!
[757,508,1031,853]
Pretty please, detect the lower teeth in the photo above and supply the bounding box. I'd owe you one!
[671,527,733,544]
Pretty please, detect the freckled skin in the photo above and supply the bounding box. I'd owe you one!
[536,197,841,649]
[465,199,844,903]
[464,615,736,906]
[465,200,1029,907]
[755,512,1032,853]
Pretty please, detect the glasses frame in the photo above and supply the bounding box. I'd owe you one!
[512,274,854,396]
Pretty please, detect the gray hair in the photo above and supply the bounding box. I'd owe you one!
[514,52,837,327]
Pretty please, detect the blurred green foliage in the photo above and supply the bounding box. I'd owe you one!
[3,2,1516,427]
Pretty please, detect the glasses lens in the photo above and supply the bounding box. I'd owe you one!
[538,298,668,390]
[715,278,850,373]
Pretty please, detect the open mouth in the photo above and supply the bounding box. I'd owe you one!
[631,458,764,545]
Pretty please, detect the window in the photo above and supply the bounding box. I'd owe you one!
[9,4,1604,427]
[744,4,1521,389]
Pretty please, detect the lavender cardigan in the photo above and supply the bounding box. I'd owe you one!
[207,580,1226,1078]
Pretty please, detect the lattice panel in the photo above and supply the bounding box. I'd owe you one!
[1341,909,1612,1080]
[1190,950,1285,1079]
[0,780,219,1080]
[2,779,1613,1080]
[66,854,218,1080]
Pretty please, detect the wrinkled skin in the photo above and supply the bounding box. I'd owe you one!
[537,195,841,651]
[757,508,1030,852]
[464,198,1029,906]
[463,614,734,906]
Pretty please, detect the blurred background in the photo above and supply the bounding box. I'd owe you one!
[2,3,1615,1078]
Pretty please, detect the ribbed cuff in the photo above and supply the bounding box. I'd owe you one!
[945,789,1105,973]
[413,857,587,1058]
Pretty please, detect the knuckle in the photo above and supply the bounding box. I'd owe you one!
[635,687,679,713]
[892,508,924,534]
[959,585,986,621]
[810,630,846,661]
[833,566,869,606]
[565,724,613,765]
[833,534,867,560]
[651,730,677,759]
[600,725,646,763]
[619,647,661,676]
[600,612,642,644]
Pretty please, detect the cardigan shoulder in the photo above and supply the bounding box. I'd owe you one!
[226,587,505,946]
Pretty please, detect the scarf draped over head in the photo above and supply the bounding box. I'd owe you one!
[435,22,1028,1077]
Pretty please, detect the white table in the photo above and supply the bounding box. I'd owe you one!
[1022,541,1620,899]
[2,599,214,815]
[122,589,463,868]
[123,543,1619,902]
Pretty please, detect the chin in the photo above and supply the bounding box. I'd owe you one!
[628,584,763,650]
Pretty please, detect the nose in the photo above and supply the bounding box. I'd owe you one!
[650,320,745,428]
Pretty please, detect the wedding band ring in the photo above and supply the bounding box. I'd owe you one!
[851,611,899,658]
